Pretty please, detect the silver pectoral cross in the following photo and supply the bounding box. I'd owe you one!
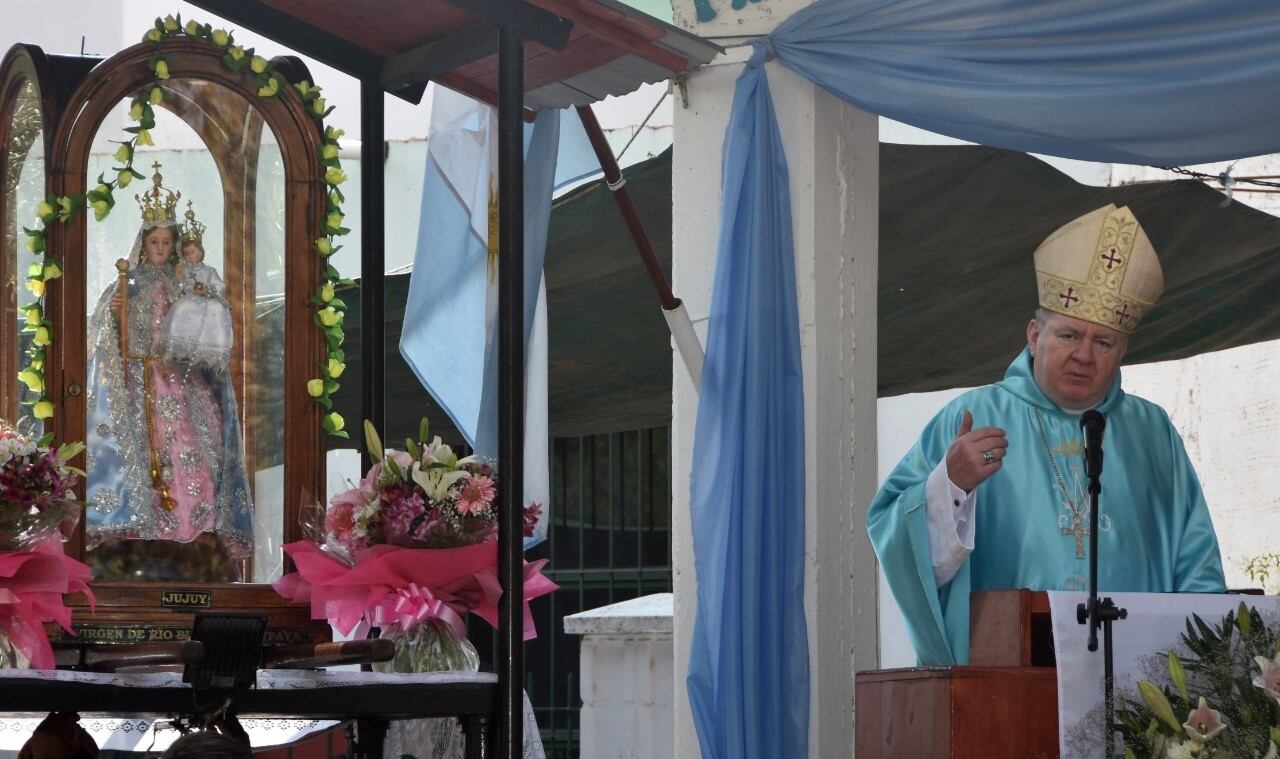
[1061,508,1089,559]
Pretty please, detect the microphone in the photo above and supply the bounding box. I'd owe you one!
[1080,410,1105,480]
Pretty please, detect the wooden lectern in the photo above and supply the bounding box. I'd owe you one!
[855,590,1059,758]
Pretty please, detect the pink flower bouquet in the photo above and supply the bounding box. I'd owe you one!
[0,421,93,669]
[274,419,555,672]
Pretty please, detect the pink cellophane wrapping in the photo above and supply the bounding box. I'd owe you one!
[273,540,556,641]
[0,538,94,669]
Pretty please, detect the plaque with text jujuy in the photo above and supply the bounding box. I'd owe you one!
[49,582,329,665]
[161,589,213,609]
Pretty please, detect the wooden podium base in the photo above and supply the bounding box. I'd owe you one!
[855,666,1058,758]
[855,591,1059,758]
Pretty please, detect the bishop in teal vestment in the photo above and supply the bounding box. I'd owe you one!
[869,349,1226,666]
[870,204,1227,666]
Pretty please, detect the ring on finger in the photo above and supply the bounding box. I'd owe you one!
[982,449,997,464]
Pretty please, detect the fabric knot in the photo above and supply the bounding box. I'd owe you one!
[748,38,777,67]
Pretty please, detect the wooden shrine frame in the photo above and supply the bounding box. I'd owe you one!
[42,39,328,567]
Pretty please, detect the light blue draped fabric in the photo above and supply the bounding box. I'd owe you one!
[687,47,809,759]
[770,0,1280,165]
[472,110,560,458]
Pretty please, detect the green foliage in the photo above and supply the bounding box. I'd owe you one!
[1246,554,1280,595]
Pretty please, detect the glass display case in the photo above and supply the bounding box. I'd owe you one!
[79,84,284,585]
[0,39,334,650]
[0,48,59,439]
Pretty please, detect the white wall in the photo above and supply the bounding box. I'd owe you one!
[1110,161,1280,590]
[1122,343,1280,589]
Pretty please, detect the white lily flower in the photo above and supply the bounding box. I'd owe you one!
[411,461,470,500]
[1254,653,1280,705]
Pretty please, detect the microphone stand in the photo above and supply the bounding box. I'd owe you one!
[1075,414,1127,758]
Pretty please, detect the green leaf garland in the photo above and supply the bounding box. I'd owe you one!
[17,13,351,440]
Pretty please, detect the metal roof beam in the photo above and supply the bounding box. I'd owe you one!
[443,0,574,51]
[380,22,499,92]
[186,0,383,81]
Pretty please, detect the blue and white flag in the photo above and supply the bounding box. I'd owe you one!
[400,86,560,547]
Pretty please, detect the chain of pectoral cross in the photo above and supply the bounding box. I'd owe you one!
[1033,409,1089,559]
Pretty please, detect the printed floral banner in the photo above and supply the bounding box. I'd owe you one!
[1048,591,1280,759]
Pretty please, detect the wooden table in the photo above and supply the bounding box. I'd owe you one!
[0,668,497,759]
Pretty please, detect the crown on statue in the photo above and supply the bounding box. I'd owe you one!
[180,201,206,245]
[136,162,181,224]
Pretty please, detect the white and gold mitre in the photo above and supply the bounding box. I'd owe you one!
[1034,204,1163,334]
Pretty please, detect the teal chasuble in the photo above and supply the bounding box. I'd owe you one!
[868,349,1225,666]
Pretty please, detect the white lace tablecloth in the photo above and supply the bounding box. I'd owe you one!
[382,692,544,759]
[0,714,331,752]
[0,669,545,758]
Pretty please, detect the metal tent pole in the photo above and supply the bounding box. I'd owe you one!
[574,104,705,389]
[496,23,526,759]
[359,78,385,470]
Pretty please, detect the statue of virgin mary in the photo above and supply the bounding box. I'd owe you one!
[84,165,253,581]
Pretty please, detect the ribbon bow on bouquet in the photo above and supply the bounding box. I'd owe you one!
[371,583,468,640]
[274,540,556,641]
[0,539,93,669]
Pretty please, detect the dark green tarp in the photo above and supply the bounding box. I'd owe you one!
[331,143,1280,442]
[880,144,1280,397]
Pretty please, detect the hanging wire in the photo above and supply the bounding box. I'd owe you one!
[1157,164,1280,190]
[616,88,671,162]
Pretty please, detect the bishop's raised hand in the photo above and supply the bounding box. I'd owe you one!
[946,410,1008,492]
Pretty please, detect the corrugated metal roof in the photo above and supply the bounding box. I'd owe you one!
[528,53,679,108]
[190,0,721,107]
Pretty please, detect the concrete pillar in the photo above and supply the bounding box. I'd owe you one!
[565,594,675,759]
[669,5,881,753]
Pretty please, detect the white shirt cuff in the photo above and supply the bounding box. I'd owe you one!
[925,458,977,587]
